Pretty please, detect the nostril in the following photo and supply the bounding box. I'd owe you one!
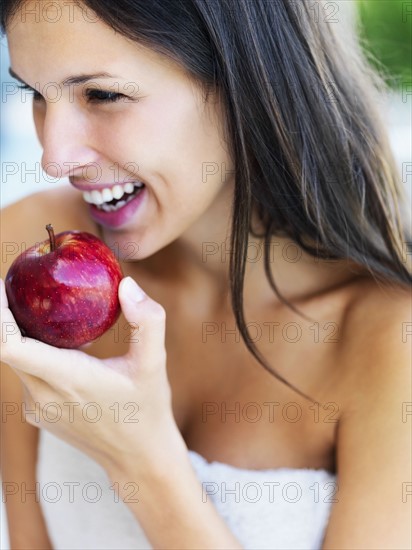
[41,156,102,181]
[41,158,63,179]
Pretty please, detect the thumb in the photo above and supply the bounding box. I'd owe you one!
[118,277,167,371]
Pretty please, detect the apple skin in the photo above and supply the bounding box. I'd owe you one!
[5,228,123,349]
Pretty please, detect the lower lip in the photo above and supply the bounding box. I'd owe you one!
[88,187,146,229]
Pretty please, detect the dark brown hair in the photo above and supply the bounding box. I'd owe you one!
[2,0,411,402]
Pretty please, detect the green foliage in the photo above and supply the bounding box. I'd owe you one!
[356,0,412,88]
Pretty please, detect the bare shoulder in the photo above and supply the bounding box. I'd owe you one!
[321,277,411,548]
[337,276,411,404]
[341,277,410,370]
[1,186,95,276]
[345,276,411,334]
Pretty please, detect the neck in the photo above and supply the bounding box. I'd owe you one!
[138,182,366,313]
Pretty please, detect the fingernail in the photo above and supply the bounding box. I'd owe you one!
[122,276,146,303]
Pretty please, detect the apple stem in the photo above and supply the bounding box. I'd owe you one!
[46,224,56,252]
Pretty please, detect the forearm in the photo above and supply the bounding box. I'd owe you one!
[110,452,243,550]
[10,534,53,550]
[7,502,53,550]
[5,495,53,549]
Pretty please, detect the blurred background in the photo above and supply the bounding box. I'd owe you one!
[0,1,411,547]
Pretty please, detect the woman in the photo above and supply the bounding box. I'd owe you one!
[1,1,411,548]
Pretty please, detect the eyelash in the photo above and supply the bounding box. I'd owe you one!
[85,89,125,103]
[16,84,125,104]
[17,84,43,101]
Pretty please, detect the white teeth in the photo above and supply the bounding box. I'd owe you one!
[82,181,144,206]
[124,182,135,194]
[83,191,93,204]
[91,190,104,205]
[97,187,144,212]
[102,188,114,203]
[112,185,124,200]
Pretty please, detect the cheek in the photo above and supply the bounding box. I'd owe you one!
[115,93,213,167]
[88,98,231,200]
[94,109,153,170]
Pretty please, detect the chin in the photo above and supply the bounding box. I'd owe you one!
[98,230,140,262]
[100,229,165,263]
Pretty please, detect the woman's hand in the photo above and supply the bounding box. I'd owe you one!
[0,276,186,479]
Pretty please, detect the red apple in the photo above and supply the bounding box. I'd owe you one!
[5,225,123,349]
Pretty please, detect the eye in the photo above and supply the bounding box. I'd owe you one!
[84,89,126,104]
[16,84,44,102]
[15,84,127,104]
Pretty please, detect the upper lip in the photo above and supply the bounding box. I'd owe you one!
[69,179,145,192]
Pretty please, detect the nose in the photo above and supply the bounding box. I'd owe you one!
[39,103,99,180]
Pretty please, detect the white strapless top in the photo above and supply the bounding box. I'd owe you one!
[36,429,337,549]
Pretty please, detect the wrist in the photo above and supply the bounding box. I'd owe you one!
[107,422,189,486]
[107,438,243,549]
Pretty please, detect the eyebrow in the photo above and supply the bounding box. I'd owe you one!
[8,67,120,86]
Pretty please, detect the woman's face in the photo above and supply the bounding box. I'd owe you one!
[7,2,234,260]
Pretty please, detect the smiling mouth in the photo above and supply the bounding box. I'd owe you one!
[82,182,145,212]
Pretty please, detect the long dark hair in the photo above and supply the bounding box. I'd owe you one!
[2,0,411,403]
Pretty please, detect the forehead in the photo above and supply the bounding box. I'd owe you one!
[7,1,115,52]
[6,1,183,86]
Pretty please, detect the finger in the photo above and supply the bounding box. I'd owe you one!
[1,278,89,378]
[20,382,46,427]
[21,382,32,404]
[118,277,167,372]
[0,278,23,348]
[11,364,37,388]
[21,383,37,425]
[1,278,8,307]
[13,365,54,397]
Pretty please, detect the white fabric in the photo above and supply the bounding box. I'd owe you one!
[37,429,337,549]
